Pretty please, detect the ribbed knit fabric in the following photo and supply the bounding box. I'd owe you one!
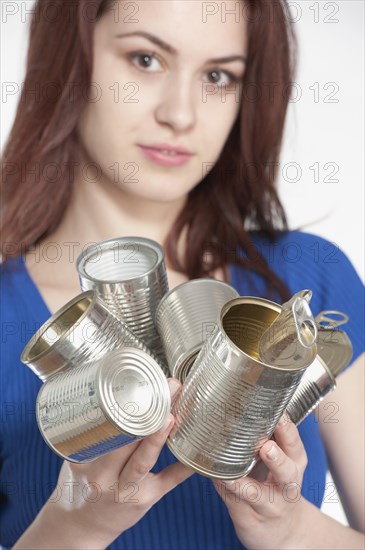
[1,230,364,549]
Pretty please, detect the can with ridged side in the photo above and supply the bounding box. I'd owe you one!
[156,279,239,381]
[76,237,169,375]
[36,348,171,462]
[285,310,353,425]
[285,355,335,425]
[167,296,316,480]
[21,291,164,382]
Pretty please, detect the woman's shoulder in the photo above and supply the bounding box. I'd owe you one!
[249,229,365,364]
[0,254,49,324]
[251,228,354,267]
[249,228,363,287]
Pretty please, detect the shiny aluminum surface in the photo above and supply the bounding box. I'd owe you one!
[36,348,171,462]
[315,311,353,377]
[168,297,314,480]
[258,290,318,368]
[76,237,169,375]
[286,310,353,424]
[21,291,163,381]
[156,278,239,381]
[285,355,335,425]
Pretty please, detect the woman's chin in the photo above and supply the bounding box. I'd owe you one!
[116,181,196,204]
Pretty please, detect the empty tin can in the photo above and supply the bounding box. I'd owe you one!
[36,348,171,462]
[232,309,353,483]
[285,310,353,425]
[156,279,239,381]
[167,296,317,480]
[21,291,163,382]
[76,237,169,375]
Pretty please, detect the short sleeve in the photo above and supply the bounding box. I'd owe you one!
[309,237,364,366]
[251,230,365,368]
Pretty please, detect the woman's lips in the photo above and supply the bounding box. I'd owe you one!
[137,145,193,167]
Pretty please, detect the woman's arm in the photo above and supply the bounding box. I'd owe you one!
[318,351,365,533]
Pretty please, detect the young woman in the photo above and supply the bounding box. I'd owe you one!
[1,1,364,548]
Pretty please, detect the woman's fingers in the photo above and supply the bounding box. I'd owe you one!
[269,414,308,472]
[75,378,182,484]
[217,467,299,516]
[118,378,181,483]
[167,377,182,403]
[259,441,300,489]
[219,477,263,503]
[119,415,175,484]
[259,415,305,490]
[215,477,274,517]
[215,418,306,514]
[152,461,195,497]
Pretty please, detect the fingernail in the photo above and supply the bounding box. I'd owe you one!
[266,444,279,461]
[168,378,181,397]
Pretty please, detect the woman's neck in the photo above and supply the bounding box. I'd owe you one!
[23,163,229,314]
[24,160,189,300]
[51,164,188,255]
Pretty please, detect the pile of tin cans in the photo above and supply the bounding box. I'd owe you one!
[21,237,353,479]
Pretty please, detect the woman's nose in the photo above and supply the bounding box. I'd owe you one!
[155,75,197,132]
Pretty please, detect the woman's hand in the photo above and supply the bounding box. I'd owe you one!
[14,378,194,550]
[214,413,308,550]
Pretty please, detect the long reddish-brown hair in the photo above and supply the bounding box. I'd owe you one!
[1,0,296,301]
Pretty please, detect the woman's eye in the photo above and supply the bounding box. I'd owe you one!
[128,52,162,72]
[127,54,241,88]
[205,70,240,87]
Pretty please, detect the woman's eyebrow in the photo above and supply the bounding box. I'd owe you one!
[115,31,247,64]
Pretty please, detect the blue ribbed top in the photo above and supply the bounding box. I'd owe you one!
[1,230,364,549]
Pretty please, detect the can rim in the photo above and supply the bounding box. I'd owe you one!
[166,438,255,480]
[219,296,317,372]
[155,278,239,321]
[76,236,164,284]
[20,290,95,364]
[316,327,353,378]
[174,347,201,381]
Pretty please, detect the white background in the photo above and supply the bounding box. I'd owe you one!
[1,0,364,529]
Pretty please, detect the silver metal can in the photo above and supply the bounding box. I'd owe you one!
[227,309,354,483]
[36,348,171,462]
[156,279,239,381]
[21,291,163,381]
[285,310,353,425]
[167,296,317,480]
[76,237,169,375]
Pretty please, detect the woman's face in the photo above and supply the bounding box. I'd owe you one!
[78,0,248,203]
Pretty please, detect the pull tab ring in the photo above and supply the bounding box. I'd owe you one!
[315,310,349,329]
[292,297,318,348]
